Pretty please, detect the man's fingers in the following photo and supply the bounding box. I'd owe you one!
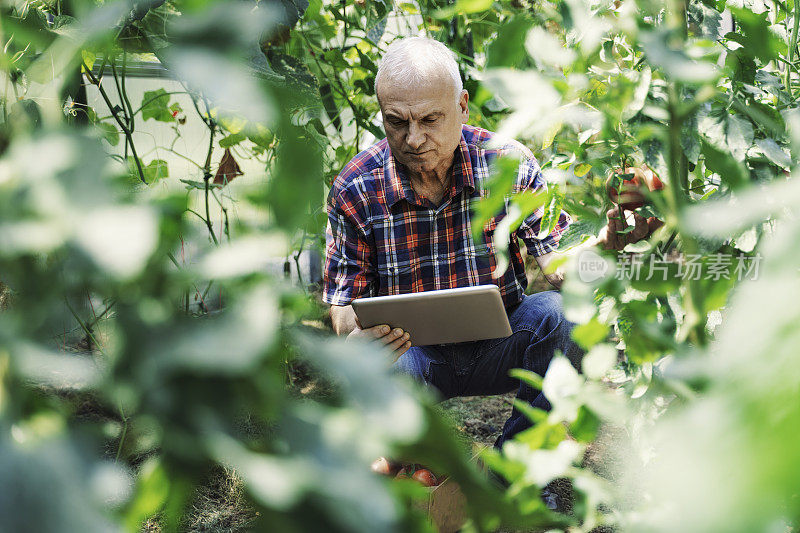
[371,325,391,338]
[376,328,404,345]
[603,207,662,251]
[388,341,412,364]
[347,325,391,342]
[647,216,664,235]
[630,211,649,242]
[392,341,412,362]
[385,331,410,352]
[349,325,411,362]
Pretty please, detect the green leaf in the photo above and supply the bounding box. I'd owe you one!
[641,30,718,84]
[513,420,568,450]
[248,126,274,149]
[736,99,784,138]
[570,405,601,442]
[690,1,723,40]
[511,398,549,424]
[140,89,175,122]
[617,299,677,363]
[96,122,119,146]
[728,8,781,63]
[486,16,533,68]
[724,115,755,161]
[571,317,608,351]
[81,49,95,72]
[681,114,702,164]
[753,138,791,168]
[536,187,565,240]
[621,67,652,121]
[399,2,419,14]
[701,139,748,189]
[219,132,246,148]
[470,155,520,243]
[630,256,682,295]
[686,176,800,238]
[724,47,756,85]
[574,163,591,177]
[509,368,544,390]
[216,113,247,134]
[699,108,754,161]
[556,217,606,250]
[432,0,493,18]
[143,159,169,183]
[125,459,170,532]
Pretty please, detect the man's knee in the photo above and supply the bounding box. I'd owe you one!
[536,290,567,332]
[513,291,565,334]
[516,291,583,370]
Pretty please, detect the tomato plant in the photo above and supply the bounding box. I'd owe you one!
[1,0,799,532]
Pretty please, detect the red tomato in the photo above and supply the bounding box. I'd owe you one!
[411,468,439,487]
[395,464,417,479]
[606,167,647,209]
[371,457,400,476]
[642,166,664,192]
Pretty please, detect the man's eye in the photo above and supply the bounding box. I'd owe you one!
[423,117,438,123]
[389,119,406,126]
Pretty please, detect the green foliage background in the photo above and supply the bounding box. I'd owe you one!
[1,0,799,531]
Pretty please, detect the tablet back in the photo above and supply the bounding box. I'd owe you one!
[351,285,512,347]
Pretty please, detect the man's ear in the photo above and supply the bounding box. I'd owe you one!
[459,90,469,123]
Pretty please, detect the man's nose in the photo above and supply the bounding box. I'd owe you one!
[406,122,425,150]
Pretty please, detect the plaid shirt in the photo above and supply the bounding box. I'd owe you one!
[323,124,572,308]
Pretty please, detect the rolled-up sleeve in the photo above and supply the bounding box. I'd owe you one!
[323,192,375,306]
[513,157,572,257]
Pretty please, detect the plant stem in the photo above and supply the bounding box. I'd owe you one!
[294,230,307,288]
[115,404,128,463]
[82,59,147,184]
[65,297,103,353]
[120,51,135,133]
[202,97,219,246]
[86,300,116,329]
[787,0,800,94]
[666,62,707,348]
[110,57,132,158]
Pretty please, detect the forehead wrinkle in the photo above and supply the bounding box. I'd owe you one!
[383,102,447,120]
[376,71,458,107]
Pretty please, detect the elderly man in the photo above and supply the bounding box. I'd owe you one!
[323,37,650,448]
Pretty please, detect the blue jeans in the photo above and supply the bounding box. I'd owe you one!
[393,291,583,448]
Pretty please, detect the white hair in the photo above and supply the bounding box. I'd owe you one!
[375,37,463,103]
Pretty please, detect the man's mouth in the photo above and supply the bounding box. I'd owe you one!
[406,150,430,156]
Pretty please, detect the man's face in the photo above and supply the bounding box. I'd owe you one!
[377,73,469,179]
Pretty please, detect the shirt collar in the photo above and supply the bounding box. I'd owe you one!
[383,128,474,208]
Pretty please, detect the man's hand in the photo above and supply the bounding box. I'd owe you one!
[597,207,655,251]
[347,325,411,363]
[330,304,411,363]
[534,251,566,289]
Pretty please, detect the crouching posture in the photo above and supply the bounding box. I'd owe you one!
[323,37,648,447]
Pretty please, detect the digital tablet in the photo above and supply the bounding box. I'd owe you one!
[350,285,513,347]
